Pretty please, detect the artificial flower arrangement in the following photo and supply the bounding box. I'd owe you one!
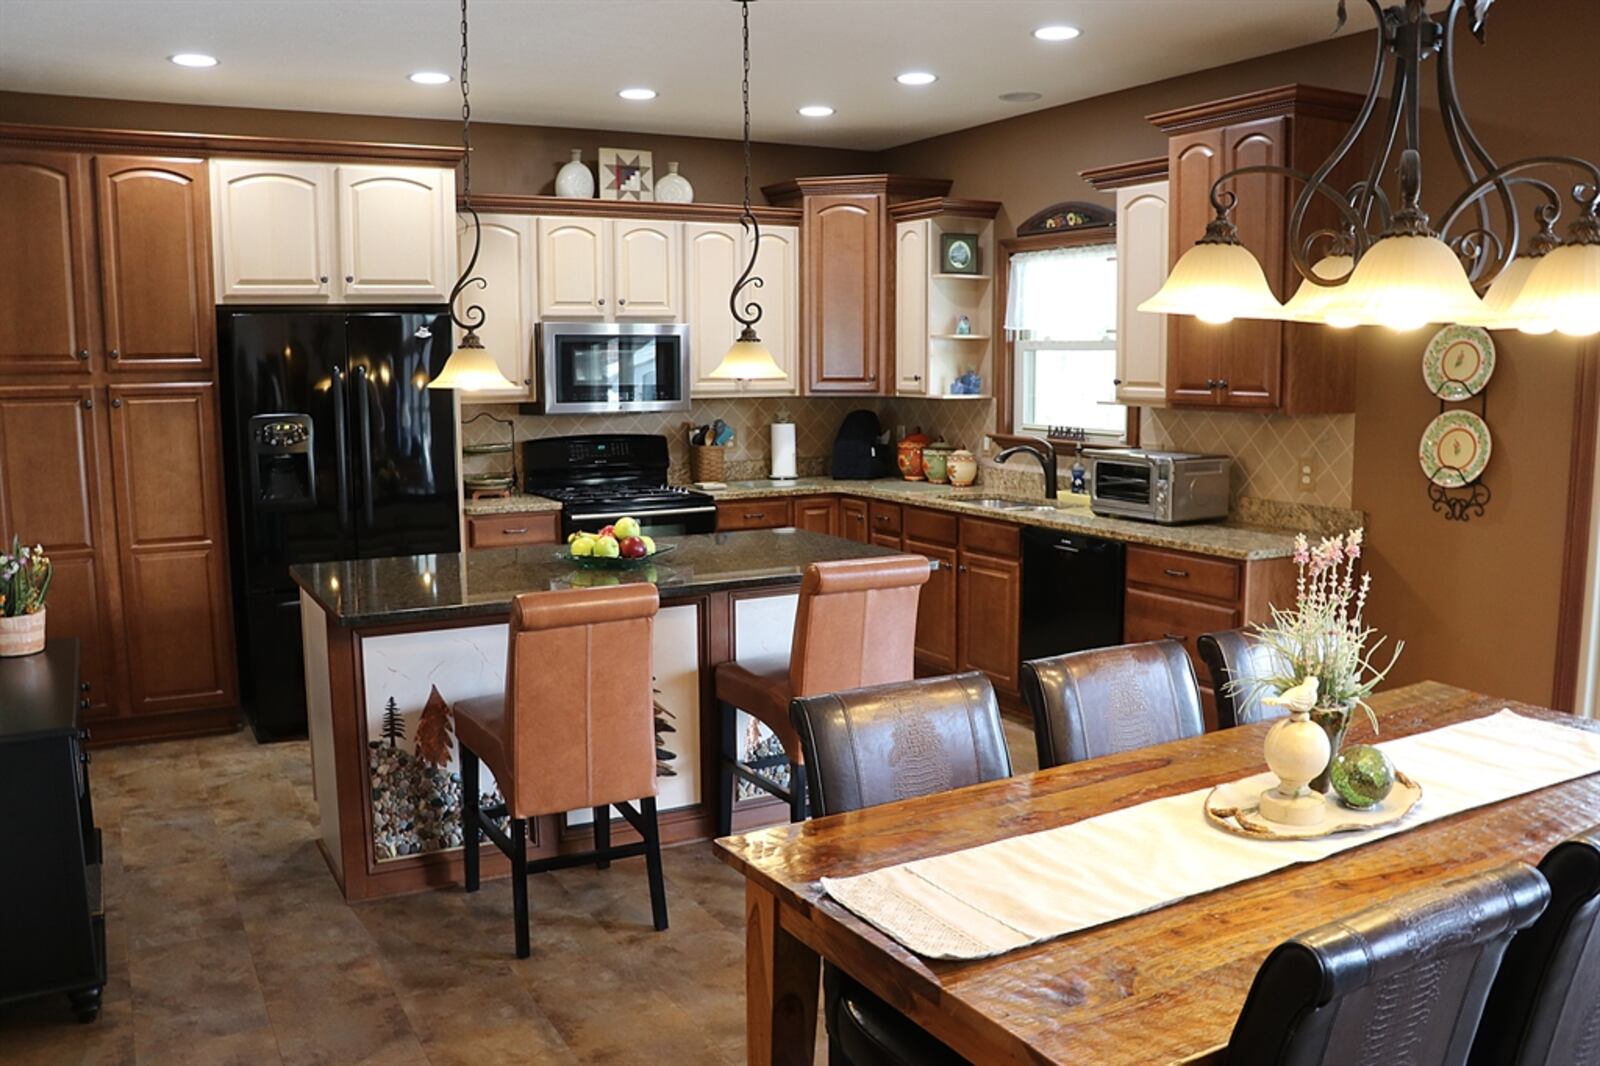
[1,535,51,617]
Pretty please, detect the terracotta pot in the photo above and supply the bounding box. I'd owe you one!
[947,449,978,487]
[897,432,931,481]
[0,608,46,657]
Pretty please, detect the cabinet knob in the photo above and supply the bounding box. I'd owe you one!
[81,681,91,693]
[346,275,354,283]
[1217,378,1229,389]
[617,297,627,306]
[523,377,532,386]
[109,348,120,360]
[598,297,606,306]
[1204,378,1216,389]
[82,397,94,410]
[1112,378,1122,386]
[320,275,329,284]
[111,397,123,408]
[957,564,969,573]
[79,698,91,710]
[76,349,90,361]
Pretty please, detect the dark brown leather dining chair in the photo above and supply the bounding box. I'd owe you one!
[1470,827,1600,1066]
[1198,628,1289,729]
[1225,863,1551,1066]
[790,672,1012,1066]
[1021,638,1205,769]
[456,584,667,959]
[715,555,930,835]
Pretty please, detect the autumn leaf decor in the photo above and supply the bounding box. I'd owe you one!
[413,685,456,767]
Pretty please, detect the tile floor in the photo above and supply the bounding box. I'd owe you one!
[2,720,1039,1065]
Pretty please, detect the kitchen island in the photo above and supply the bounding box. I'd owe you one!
[291,529,907,901]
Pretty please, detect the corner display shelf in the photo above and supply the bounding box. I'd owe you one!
[932,333,991,340]
[932,273,993,281]
[891,197,1002,399]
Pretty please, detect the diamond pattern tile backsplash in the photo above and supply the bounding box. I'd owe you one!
[1141,407,1355,508]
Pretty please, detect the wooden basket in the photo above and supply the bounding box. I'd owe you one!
[690,445,725,483]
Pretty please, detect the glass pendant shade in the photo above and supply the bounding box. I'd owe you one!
[427,333,518,391]
[1502,241,1600,337]
[1138,241,1282,324]
[1469,254,1553,334]
[1280,254,1358,328]
[708,329,785,380]
[1332,233,1486,331]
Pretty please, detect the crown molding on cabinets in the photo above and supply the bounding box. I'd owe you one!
[1080,156,1169,191]
[463,193,801,227]
[0,122,464,165]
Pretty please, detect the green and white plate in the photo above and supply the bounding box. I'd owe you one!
[1422,324,1495,400]
[1419,410,1492,487]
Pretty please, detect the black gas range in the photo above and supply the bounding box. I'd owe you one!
[522,434,718,538]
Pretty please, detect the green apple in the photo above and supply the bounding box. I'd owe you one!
[639,535,656,555]
[592,535,621,559]
[570,536,595,557]
[613,516,641,540]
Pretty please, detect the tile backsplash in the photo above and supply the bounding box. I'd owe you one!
[1140,407,1355,509]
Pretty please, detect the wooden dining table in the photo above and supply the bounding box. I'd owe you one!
[713,680,1600,1066]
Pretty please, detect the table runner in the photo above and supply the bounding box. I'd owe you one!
[821,710,1600,960]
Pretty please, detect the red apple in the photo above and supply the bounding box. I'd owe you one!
[618,536,649,559]
[596,524,615,539]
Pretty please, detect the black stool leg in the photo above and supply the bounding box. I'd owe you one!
[511,816,530,959]
[717,700,737,838]
[461,745,480,892]
[788,760,808,823]
[641,796,669,931]
[593,806,611,869]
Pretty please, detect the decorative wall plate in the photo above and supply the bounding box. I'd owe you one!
[1205,770,1422,840]
[1422,324,1495,400]
[1419,410,1492,487]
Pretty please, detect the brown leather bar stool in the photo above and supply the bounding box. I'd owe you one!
[714,555,930,836]
[455,583,667,959]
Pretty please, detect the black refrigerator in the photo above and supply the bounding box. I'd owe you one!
[219,308,460,740]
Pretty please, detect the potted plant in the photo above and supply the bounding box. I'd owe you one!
[0,536,52,657]
[1238,528,1402,792]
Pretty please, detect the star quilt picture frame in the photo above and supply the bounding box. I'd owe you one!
[599,146,655,201]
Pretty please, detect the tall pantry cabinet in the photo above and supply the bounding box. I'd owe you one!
[0,144,237,740]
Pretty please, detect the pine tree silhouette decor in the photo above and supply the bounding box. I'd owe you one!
[380,696,405,748]
[413,685,455,767]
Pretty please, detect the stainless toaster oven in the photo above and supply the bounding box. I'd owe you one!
[1083,448,1231,524]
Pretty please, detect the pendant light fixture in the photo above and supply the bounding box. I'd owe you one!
[707,0,786,382]
[1141,0,1599,335]
[429,0,519,392]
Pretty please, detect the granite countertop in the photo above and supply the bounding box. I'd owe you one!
[462,493,562,517]
[291,529,907,628]
[698,479,1302,561]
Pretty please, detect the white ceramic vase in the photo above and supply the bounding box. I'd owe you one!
[555,149,595,199]
[0,607,46,657]
[1260,708,1331,825]
[655,162,694,204]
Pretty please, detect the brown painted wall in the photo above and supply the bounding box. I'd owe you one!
[0,90,879,202]
[883,0,1599,706]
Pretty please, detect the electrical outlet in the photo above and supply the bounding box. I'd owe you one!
[1298,455,1317,494]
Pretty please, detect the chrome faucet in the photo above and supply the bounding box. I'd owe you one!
[994,437,1059,500]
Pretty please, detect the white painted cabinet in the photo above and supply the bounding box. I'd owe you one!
[612,219,681,318]
[895,220,930,393]
[456,213,536,401]
[212,160,335,299]
[538,216,684,321]
[686,221,797,396]
[337,165,455,301]
[536,216,608,318]
[1115,180,1170,406]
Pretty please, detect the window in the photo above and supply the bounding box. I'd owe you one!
[1005,242,1127,442]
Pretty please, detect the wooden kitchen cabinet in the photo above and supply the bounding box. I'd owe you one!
[957,543,1022,696]
[685,221,798,396]
[537,216,608,318]
[466,512,559,549]
[792,496,838,536]
[611,218,680,318]
[894,220,929,392]
[95,155,214,373]
[1150,86,1365,414]
[839,498,870,543]
[456,213,536,401]
[211,159,336,300]
[1114,180,1170,405]
[716,498,792,531]
[903,507,960,674]
[105,381,236,716]
[0,148,95,375]
[335,164,454,301]
[891,200,1001,398]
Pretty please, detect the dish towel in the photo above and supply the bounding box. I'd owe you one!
[822,710,1600,960]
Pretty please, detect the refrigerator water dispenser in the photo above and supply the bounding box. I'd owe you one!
[249,414,316,509]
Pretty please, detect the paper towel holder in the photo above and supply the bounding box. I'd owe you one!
[769,419,798,482]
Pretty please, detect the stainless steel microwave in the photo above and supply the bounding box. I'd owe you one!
[1083,448,1231,524]
[539,322,691,415]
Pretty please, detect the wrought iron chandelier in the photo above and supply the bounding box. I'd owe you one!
[429,0,518,391]
[707,0,786,381]
[1141,0,1599,337]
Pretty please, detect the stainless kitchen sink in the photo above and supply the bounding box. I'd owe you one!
[957,497,1062,513]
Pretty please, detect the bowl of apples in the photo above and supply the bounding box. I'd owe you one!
[556,517,674,570]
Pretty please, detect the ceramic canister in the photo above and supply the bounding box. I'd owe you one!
[947,449,978,487]
[922,444,953,484]
[897,432,930,481]
[655,162,695,204]
[555,149,595,198]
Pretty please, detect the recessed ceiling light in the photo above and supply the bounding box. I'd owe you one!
[896,71,937,86]
[409,71,451,85]
[797,105,835,118]
[618,88,658,101]
[169,53,218,68]
[1033,25,1081,42]
[999,91,1043,103]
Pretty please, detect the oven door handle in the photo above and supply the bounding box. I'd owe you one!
[568,505,718,521]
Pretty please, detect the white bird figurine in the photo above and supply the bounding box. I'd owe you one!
[1263,675,1320,715]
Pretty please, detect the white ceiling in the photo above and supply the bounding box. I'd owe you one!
[0,0,1365,150]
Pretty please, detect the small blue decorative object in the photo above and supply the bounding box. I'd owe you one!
[1070,459,1087,494]
[949,369,983,396]
[1330,744,1397,809]
[956,314,972,336]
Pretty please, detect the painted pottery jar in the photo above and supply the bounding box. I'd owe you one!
[947,449,978,487]
[922,443,953,484]
[897,431,931,481]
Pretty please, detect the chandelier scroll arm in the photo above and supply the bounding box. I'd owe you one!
[1437,0,1517,284]
[729,210,766,330]
[1438,157,1600,245]
[1355,39,1410,235]
[1210,164,1368,287]
[449,201,488,334]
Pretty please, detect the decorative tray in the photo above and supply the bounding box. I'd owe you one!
[553,544,676,571]
[1204,770,1422,840]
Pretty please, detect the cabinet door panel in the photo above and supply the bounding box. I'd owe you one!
[0,149,94,374]
[213,160,334,300]
[612,219,680,318]
[748,224,799,394]
[792,497,837,536]
[958,550,1021,696]
[107,382,236,714]
[895,221,929,393]
[907,537,957,673]
[1165,132,1225,406]
[1218,118,1287,408]
[457,214,535,400]
[805,194,882,393]
[95,155,213,371]
[1115,181,1169,405]
[839,498,869,544]
[0,386,117,714]
[337,165,453,300]
[537,217,608,318]
[685,222,742,395]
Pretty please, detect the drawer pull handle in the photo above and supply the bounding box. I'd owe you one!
[502,527,529,535]
[1163,568,1189,578]
[1162,632,1188,643]
[743,513,764,520]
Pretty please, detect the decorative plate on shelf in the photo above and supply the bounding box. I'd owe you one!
[1422,324,1495,400]
[553,544,675,570]
[1419,411,1492,488]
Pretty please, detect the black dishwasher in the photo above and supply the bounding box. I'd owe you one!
[1019,527,1126,663]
